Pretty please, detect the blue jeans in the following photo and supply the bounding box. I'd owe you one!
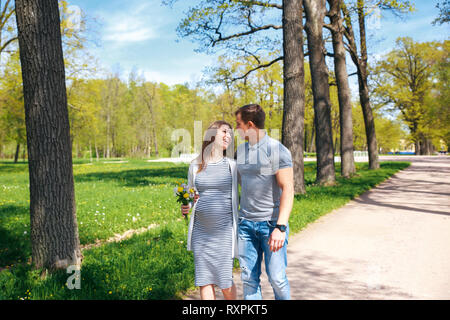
[238,218,290,300]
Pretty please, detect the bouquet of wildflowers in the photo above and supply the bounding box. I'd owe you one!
[174,181,195,205]
[174,181,195,222]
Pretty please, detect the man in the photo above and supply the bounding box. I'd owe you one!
[234,104,294,300]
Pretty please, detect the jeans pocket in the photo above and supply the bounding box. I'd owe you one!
[266,220,277,228]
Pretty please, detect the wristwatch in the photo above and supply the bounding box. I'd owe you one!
[275,224,287,232]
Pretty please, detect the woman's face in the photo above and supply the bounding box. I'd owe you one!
[214,124,232,150]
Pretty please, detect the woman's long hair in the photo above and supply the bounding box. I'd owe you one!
[196,120,234,174]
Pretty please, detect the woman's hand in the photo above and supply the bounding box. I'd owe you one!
[181,204,190,217]
[194,193,199,203]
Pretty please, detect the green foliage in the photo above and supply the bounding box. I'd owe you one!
[432,0,450,25]
[0,52,26,149]
[372,37,449,150]
[352,102,407,152]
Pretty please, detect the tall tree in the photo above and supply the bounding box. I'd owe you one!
[341,0,379,169]
[340,0,413,168]
[304,0,336,185]
[373,38,448,155]
[326,0,355,178]
[15,0,81,271]
[282,0,306,193]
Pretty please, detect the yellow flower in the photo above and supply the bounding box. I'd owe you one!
[189,188,194,193]
[177,187,183,192]
[183,193,189,199]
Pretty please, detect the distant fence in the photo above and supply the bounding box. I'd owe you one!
[333,151,369,163]
[147,153,197,163]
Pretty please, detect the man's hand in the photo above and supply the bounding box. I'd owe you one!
[268,228,286,252]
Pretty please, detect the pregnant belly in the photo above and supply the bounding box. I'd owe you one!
[194,198,232,230]
[195,195,232,212]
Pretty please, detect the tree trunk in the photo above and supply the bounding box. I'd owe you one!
[14,143,20,163]
[22,143,26,161]
[358,67,379,168]
[309,122,315,153]
[304,0,336,185]
[89,140,92,162]
[15,0,82,271]
[357,1,379,169]
[282,0,306,194]
[94,137,99,160]
[327,0,356,178]
[341,0,379,169]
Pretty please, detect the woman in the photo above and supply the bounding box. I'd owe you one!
[181,120,239,300]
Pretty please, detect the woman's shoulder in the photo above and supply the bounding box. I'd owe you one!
[190,155,201,165]
[188,157,201,173]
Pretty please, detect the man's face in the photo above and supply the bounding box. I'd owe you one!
[235,112,250,140]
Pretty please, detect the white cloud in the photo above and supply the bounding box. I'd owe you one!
[104,27,155,43]
[99,3,158,44]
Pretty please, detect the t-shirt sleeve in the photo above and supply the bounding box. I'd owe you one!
[271,143,293,172]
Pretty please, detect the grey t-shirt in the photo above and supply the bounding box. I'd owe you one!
[236,133,293,222]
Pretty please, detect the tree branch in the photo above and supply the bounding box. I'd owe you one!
[0,36,18,54]
[238,0,283,10]
[212,24,282,46]
[231,56,283,82]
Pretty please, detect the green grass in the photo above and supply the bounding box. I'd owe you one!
[0,159,410,300]
[0,159,190,267]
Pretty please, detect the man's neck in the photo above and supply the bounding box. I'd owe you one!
[248,129,266,146]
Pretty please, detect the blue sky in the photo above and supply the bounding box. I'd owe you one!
[70,0,449,86]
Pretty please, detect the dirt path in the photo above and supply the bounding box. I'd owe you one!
[183,156,450,300]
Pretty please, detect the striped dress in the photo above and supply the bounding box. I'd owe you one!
[192,157,234,289]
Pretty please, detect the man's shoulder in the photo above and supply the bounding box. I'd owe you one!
[266,136,291,155]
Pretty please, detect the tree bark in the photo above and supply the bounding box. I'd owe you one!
[143,84,159,157]
[357,1,379,168]
[341,1,379,169]
[14,143,20,163]
[15,0,82,271]
[282,0,306,194]
[304,0,336,185]
[327,0,356,178]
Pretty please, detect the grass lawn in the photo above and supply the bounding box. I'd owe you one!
[0,159,410,300]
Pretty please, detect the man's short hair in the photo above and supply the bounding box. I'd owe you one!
[235,104,266,129]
